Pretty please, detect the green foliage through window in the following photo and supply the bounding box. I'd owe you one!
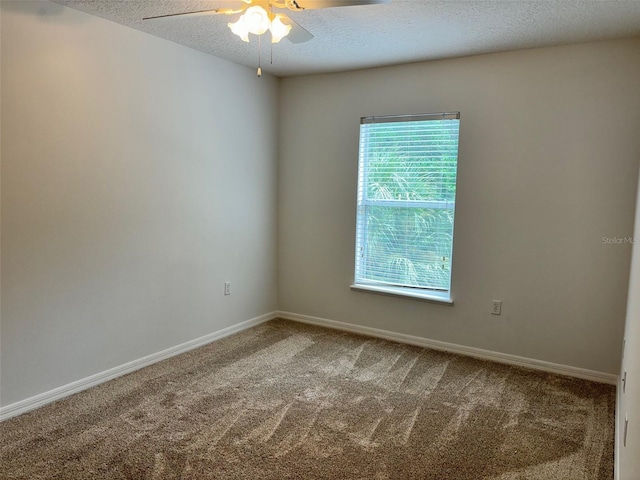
[355,113,460,293]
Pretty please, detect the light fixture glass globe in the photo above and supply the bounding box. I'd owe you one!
[228,16,250,42]
[243,5,270,35]
[269,15,292,44]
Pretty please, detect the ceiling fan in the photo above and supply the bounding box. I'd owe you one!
[143,0,390,75]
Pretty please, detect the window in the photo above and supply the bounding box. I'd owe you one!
[352,112,460,303]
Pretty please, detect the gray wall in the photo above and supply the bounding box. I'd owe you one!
[618,166,640,479]
[278,38,640,375]
[1,1,279,406]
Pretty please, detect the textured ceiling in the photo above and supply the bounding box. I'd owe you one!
[52,0,640,77]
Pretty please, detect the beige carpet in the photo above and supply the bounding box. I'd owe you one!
[0,319,615,479]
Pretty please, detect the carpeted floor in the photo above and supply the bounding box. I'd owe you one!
[0,319,615,479]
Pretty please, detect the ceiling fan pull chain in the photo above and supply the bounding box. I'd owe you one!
[257,34,262,77]
[269,3,274,65]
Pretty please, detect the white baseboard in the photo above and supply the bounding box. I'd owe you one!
[278,311,618,385]
[2,310,616,422]
[0,311,278,422]
[615,376,621,480]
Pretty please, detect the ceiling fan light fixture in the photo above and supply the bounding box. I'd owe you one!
[269,15,292,43]
[228,5,292,44]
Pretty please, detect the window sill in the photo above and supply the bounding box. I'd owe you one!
[350,284,453,305]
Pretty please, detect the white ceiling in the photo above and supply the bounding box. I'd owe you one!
[52,0,640,77]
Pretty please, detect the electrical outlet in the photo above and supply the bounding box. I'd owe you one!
[491,300,502,315]
[224,282,231,296]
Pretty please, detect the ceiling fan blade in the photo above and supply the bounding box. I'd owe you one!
[142,7,245,21]
[280,14,314,44]
[289,0,390,9]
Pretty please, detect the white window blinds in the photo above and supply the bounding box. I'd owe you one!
[355,112,460,295]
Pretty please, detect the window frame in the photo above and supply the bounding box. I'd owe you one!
[351,112,460,305]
